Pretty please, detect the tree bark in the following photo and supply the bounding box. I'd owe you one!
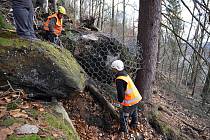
[202,65,210,105]
[92,0,94,16]
[110,0,114,35]
[122,0,125,44]
[100,0,105,30]
[79,0,83,21]
[73,0,76,24]
[97,0,102,28]
[89,0,91,16]
[135,0,161,102]
[179,7,195,86]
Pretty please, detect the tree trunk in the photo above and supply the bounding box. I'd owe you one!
[100,0,105,30]
[79,0,83,21]
[93,0,98,17]
[175,52,180,86]
[89,0,91,16]
[92,0,94,16]
[135,0,161,102]
[132,15,136,44]
[86,79,119,120]
[202,65,210,105]
[179,45,189,85]
[169,55,172,80]
[179,8,194,86]
[110,0,114,35]
[73,0,76,24]
[97,0,102,28]
[122,0,125,44]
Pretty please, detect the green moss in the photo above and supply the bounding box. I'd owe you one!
[25,108,39,118]
[44,112,79,140]
[0,32,86,91]
[160,122,177,139]
[0,37,13,46]
[147,110,181,140]
[37,41,86,89]
[7,102,18,110]
[7,134,52,140]
[0,13,14,30]
[7,99,22,110]
[0,116,24,127]
[0,117,16,127]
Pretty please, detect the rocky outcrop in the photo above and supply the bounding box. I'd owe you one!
[0,30,87,99]
[61,29,140,85]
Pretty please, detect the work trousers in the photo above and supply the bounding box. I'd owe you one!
[119,104,138,133]
[13,7,36,39]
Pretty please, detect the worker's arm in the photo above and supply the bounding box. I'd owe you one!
[48,17,57,35]
[116,79,127,103]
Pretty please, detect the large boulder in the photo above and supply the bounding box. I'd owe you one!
[0,30,87,99]
[61,29,141,86]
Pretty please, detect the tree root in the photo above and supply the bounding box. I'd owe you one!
[85,79,119,120]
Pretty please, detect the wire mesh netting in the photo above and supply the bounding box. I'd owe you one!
[62,30,143,93]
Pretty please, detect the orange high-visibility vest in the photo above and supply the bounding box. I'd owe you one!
[43,13,62,36]
[116,75,142,106]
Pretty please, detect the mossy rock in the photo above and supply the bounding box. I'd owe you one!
[42,102,80,140]
[0,30,87,99]
[147,110,182,140]
[44,112,79,140]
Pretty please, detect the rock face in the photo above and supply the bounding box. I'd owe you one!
[0,30,87,99]
[61,29,141,85]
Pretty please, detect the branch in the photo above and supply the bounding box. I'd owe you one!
[180,0,210,36]
[161,23,207,64]
[161,13,192,67]
[86,79,119,120]
[161,2,194,25]
[193,0,210,13]
[0,81,24,98]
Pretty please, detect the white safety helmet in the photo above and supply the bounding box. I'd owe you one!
[111,60,124,71]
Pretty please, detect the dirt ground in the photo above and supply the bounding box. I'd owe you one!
[63,92,163,140]
[63,76,210,140]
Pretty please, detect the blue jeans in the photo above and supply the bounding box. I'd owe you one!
[119,104,138,132]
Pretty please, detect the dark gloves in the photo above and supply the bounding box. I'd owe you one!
[50,31,58,37]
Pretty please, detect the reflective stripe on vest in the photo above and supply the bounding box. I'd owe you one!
[43,13,62,36]
[116,75,142,106]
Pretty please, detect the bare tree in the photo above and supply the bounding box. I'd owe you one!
[202,65,210,105]
[100,0,105,30]
[96,0,102,28]
[122,0,125,44]
[110,0,114,34]
[79,0,84,20]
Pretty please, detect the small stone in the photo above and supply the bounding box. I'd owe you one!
[15,124,39,134]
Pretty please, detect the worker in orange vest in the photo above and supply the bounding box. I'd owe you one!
[111,60,142,133]
[43,6,66,45]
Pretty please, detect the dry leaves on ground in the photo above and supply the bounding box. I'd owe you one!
[0,128,14,140]
[9,109,28,118]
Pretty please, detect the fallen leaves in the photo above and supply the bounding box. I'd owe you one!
[9,109,28,118]
[4,97,12,103]
[0,85,56,139]
[19,102,30,109]
[39,108,45,112]
[0,107,7,119]
[0,128,13,140]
